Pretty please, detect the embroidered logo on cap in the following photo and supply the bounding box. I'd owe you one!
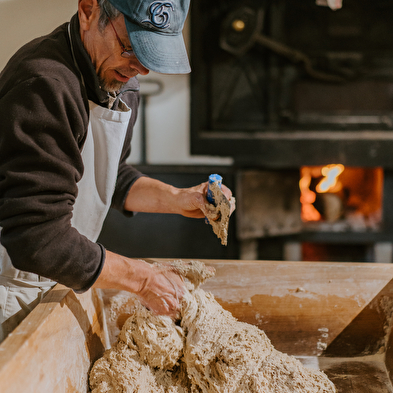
[142,1,174,29]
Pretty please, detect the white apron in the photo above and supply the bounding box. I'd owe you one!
[0,99,131,342]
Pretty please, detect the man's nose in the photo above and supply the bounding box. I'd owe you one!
[131,56,149,75]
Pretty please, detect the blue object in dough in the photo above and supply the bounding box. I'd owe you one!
[207,174,223,205]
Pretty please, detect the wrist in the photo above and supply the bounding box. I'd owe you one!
[92,251,151,294]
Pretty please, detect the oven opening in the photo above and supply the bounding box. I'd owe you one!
[299,166,383,232]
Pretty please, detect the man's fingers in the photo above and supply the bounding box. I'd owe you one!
[137,265,186,318]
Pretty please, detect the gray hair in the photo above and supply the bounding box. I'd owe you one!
[97,0,121,31]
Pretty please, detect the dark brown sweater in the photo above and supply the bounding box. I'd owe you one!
[0,14,143,292]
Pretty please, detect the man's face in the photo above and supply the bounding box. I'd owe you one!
[80,3,149,92]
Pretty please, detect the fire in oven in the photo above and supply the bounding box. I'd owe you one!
[300,165,383,231]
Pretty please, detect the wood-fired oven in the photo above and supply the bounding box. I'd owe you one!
[190,0,393,262]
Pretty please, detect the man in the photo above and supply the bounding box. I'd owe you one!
[0,0,234,342]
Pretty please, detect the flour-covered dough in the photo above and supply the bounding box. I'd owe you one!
[89,260,336,393]
[205,181,235,246]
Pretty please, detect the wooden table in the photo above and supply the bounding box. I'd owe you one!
[1,259,393,392]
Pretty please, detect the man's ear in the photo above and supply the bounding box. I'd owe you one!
[78,0,97,31]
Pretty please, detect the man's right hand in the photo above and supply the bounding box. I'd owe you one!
[135,261,186,318]
[92,251,186,318]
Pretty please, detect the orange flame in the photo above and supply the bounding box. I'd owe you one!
[300,164,345,222]
[316,164,345,193]
[299,168,321,221]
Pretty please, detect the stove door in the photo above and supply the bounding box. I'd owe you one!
[236,169,302,240]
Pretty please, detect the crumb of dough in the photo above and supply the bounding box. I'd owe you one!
[90,260,336,393]
[171,259,215,287]
[205,181,236,246]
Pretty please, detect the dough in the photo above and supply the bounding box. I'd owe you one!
[205,181,235,246]
[90,261,336,393]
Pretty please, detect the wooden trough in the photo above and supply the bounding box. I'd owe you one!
[1,259,393,392]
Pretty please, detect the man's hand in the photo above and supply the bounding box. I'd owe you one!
[124,177,235,219]
[135,262,186,318]
[174,181,235,219]
[93,251,186,318]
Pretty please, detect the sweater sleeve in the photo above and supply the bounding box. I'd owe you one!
[0,75,104,292]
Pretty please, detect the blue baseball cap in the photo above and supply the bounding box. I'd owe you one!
[108,0,191,74]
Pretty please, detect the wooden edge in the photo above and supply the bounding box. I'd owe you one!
[144,258,393,269]
[383,304,393,386]
[0,284,72,369]
[323,276,393,357]
[0,284,107,392]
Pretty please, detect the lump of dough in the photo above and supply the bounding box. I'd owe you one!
[172,259,215,287]
[90,260,336,393]
[119,302,184,370]
[204,180,235,246]
[90,306,189,393]
[182,288,336,393]
[89,341,160,393]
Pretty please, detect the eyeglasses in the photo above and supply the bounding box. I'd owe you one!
[105,10,134,58]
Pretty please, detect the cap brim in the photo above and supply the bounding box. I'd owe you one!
[125,17,191,74]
